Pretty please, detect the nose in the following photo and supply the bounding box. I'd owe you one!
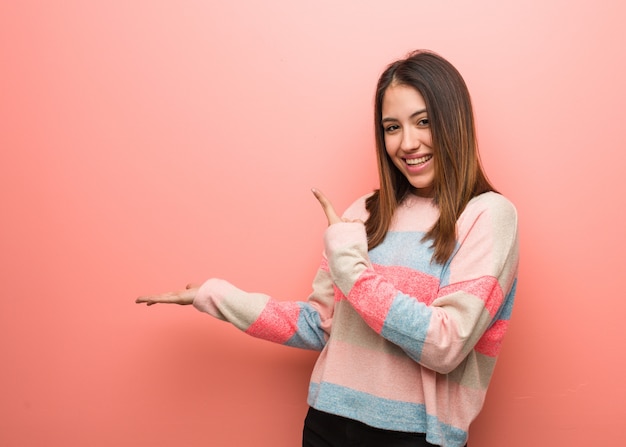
[400,127,420,152]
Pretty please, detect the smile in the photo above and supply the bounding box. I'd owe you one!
[405,155,432,166]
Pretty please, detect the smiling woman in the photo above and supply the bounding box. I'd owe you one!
[137,50,518,447]
[381,84,435,196]
[367,51,496,265]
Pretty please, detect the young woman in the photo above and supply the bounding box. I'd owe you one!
[137,50,519,447]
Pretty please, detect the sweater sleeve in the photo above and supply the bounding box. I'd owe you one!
[191,262,335,351]
[324,193,519,373]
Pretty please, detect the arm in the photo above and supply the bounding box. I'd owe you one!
[316,190,519,373]
[191,266,335,351]
[136,264,336,351]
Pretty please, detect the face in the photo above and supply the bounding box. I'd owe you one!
[381,84,435,197]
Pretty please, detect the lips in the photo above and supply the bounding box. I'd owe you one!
[405,154,432,166]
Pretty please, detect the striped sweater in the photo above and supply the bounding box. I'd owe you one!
[193,191,519,447]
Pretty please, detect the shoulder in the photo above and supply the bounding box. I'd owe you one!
[463,191,517,221]
[458,192,518,237]
[341,193,374,221]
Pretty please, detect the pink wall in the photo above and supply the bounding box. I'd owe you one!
[1,0,625,445]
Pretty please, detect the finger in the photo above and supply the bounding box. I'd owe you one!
[311,188,342,225]
[135,289,195,306]
[135,295,152,304]
[137,292,189,305]
[135,294,174,305]
[137,295,174,306]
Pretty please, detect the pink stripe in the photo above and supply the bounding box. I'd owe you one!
[438,276,503,317]
[421,369,487,428]
[245,300,300,344]
[347,265,439,333]
[310,339,426,402]
[310,340,487,429]
[348,269,398,333]
[319,257,329,271]
[374,264,439,304]
[474,319,509,357]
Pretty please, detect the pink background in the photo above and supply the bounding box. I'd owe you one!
[1,0,624,445]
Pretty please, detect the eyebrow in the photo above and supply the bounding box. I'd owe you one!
[381,109,428,123]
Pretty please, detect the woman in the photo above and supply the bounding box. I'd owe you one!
[137,50,519,447]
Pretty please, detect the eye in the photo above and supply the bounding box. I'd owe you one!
[384,124,400,133]
[417,118,429,127]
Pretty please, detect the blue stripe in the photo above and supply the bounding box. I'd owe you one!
[284,303,326,351]
[489,278,517,327]
[499,278,517,320]
[308,382,468,447]
[368,232,449,283]
[381,292,432,362]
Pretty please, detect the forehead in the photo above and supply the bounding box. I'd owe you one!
[382,84,427,117]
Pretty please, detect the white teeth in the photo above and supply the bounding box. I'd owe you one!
[406,155,432,165]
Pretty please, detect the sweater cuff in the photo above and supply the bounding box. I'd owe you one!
[192,278,234,320]
[324,221,368,252]
[323,222,370,296]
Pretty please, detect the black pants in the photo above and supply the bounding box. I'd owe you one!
[302,407,443,447]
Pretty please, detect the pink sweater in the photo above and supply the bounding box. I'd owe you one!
[193,191,519,447]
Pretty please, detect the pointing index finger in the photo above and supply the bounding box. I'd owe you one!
[312,188,341,225]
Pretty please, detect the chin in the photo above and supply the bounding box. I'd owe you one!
[408,180,435,197]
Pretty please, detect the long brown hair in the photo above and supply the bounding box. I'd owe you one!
[365,50,496,264]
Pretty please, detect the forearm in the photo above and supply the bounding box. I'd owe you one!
[193,271,334,350]
[323,222,506,373]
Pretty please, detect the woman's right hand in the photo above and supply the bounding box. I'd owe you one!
[135,284,199,306]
